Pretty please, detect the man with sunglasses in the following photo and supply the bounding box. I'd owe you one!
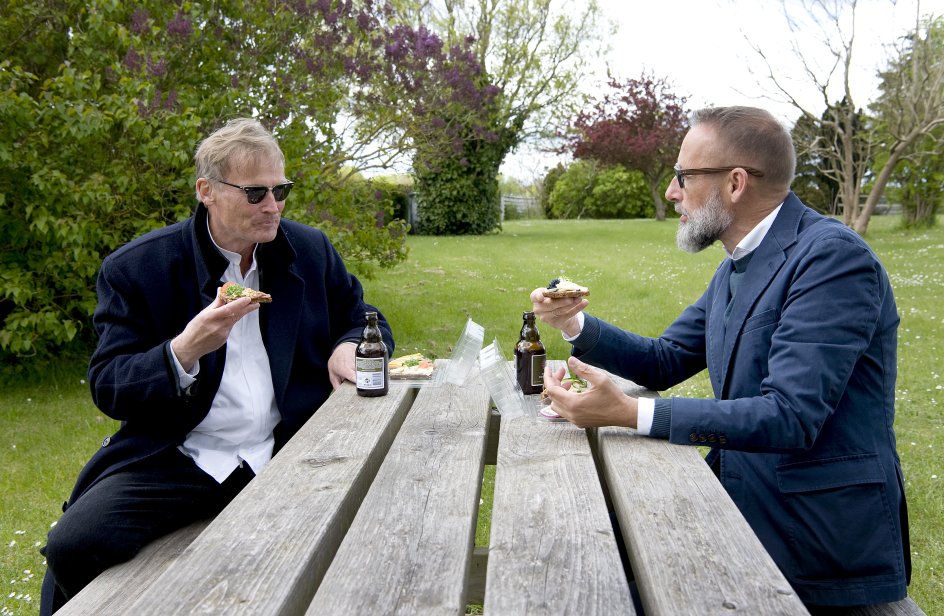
[534,106,910,612]
[40,118,394,614]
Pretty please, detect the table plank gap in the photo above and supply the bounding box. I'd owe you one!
[484,361,636,615]
[307,369,492,615]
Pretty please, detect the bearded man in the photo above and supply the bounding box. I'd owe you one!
[532,106,910,612]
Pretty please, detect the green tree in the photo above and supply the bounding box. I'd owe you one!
[870,16,944,231]
[0,0,410,359]
[540,163,567,217]
[402,0,607,234]
[886,127,944,228]
[547,161,651,220]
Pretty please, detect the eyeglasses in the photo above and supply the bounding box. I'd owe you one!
[673,164,764,189]
[211,178,294,204]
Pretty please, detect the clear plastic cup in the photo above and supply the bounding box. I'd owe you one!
[438,318,485,386]
[478,338,527,418]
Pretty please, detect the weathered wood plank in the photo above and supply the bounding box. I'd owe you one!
[597,428,809,615]
[484,407,636,615]
[56,520,209,616]
[847,597,926,616]
[119,382,415,616]
[306,371,492,615]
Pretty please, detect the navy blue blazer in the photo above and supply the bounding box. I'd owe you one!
[574,193,909,606]
[69,203,393,505]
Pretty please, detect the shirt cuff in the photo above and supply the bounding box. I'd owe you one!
[650,398,672,439]
[171,344,199,389]
[636,397,655,435]
[561,311,586,342]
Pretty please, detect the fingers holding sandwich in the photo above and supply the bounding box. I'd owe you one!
[543,357,638,429]
[172,295,258,372]
[530,289,588,337]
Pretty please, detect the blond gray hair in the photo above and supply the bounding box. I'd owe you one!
[690,106,795,191]
[194,118,284,193]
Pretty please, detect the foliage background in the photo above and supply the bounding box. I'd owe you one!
[545,161,656,219]
[0,0,414,360]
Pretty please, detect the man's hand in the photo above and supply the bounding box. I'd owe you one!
[171,296,258,372]
[530,288,589,338]
[543,356,638,429]
[328,342,357,390]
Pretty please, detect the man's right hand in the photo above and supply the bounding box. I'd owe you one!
[530,288,589,338]
[171,295,258,372]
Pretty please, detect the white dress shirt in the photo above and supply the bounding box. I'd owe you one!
[172,226,281,483]
[566,204,783,435]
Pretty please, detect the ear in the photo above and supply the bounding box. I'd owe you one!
[726,168,750,203]
[196,177,214,205]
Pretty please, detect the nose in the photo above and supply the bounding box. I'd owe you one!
[258,191,282,212]
[665,175,682,203]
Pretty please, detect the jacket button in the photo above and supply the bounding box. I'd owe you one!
[689,433,698,443]
[698,434,707,442]
[102,436,111,447]
[708,434,717,443]
[719,435,728,445]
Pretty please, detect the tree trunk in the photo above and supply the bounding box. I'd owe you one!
[649,181,666,221]
[853,131,923,234]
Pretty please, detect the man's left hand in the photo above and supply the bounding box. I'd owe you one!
[543,356,638,429]
[328,342,357,390]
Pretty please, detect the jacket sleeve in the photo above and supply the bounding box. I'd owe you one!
[572,284,714,391]
[87,254,203,426]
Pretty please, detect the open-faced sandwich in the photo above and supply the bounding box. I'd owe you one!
[539,371,589,420]
[219,281,272,304]
[389,353,435,380]
[542,277,590,299]
[540,372,589,402]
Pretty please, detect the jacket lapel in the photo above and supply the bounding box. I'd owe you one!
[707,263,732,397]
[257,230,303,409]
[718,193,804,395]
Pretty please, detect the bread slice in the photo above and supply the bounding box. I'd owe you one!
[542,277,589,298]
[390,353,434,380]
[219,281,272,304]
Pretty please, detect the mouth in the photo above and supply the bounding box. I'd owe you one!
[675,205,688,223]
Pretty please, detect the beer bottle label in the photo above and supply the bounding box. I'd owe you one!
[356,357,386,390]
[530,353,546,387]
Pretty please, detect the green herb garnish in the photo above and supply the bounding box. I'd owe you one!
[225,283,245,299]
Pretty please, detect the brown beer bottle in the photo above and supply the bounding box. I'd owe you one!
[515,311,546,395]
[356,311,388,397]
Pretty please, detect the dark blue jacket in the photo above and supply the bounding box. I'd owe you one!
[574,193,909,606]
[69,203,392,504]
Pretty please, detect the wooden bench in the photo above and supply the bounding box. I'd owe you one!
[57,360,926,615]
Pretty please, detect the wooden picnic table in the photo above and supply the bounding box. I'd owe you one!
[58,359,819,615]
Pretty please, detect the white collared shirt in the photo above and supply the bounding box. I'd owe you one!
[568,203,783,436]
[172,226,281,483]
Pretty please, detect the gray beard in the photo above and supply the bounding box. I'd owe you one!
[676,189,732,253]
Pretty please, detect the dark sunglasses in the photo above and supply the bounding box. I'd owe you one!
[673,164,764,189]
[212,178,294,204]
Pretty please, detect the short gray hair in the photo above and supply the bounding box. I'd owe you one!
[194,118,284,184]
[690,106,795,191]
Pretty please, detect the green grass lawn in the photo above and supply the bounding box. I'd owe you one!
[2,216,941,614]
